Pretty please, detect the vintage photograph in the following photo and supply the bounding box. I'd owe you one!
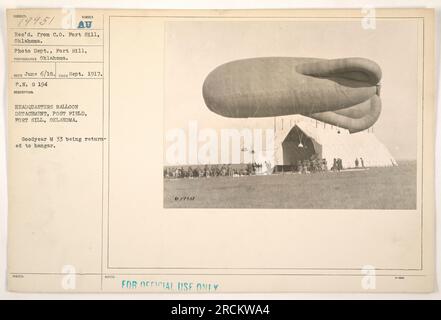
[4,7,435,295]
[163,20,419,209]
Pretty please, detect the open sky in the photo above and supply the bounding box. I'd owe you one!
[165,19,420,160]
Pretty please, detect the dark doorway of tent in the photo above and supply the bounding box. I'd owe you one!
[274,125,322,173]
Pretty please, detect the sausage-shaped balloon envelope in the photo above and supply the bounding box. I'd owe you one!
[202,57,382,133]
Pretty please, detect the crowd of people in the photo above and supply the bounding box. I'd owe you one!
[164,157,367,178]
[295,158,328,174]
[273,156,366,174]
[164,163,262,179]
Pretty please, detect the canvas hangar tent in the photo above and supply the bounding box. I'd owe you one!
[273,115,397,170]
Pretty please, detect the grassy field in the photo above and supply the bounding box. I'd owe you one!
[164,161,416,209]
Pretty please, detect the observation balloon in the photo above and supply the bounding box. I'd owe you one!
[202,57,382,133]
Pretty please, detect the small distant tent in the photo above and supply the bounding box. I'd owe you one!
[274,116,397,169]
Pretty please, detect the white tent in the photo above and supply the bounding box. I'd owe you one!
[273,115,397,169]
